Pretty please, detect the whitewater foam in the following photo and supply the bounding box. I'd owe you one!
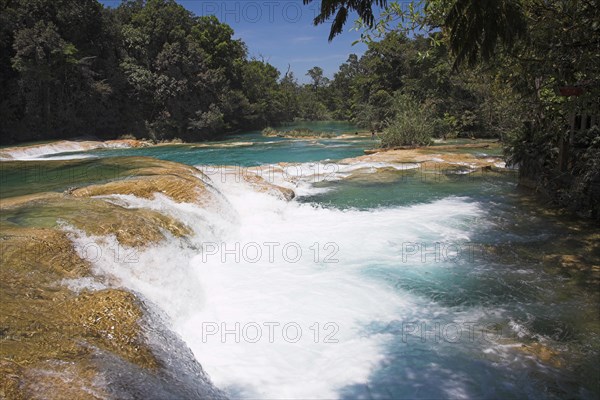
[66,171,485,399]
[0,140,134,161]
[198,161,422,198]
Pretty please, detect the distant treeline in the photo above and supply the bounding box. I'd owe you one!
[1,0,596,217]
[0,0,296,144]
[0,0,517,145]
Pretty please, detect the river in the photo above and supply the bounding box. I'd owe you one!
[1,122,598,399]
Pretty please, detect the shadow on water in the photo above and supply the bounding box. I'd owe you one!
[298,168,600,399]
[337,344,595,400]
[337,300,599,399]
[96,299,228,400]
[298,168,519,210]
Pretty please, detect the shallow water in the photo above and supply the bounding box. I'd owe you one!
[63,122,377,166]
[2,122,598,399]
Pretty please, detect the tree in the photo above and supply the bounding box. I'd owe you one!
[306,66,327,91]
[240,59,288,128]
[381,93,434,147]
[303,0,599,216]
[302,0,388,41]
[11,21,74,133]
[444,0,527,68]
[280,69,301,121]
[328,54,360,119]
[0,0,303,144]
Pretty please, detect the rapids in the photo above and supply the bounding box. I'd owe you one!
[1,122,598,399]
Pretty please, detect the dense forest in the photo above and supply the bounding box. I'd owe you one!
[305,0,599,216]
[0,0,303,143]
[0,0,552,144]
[0,0,598,216]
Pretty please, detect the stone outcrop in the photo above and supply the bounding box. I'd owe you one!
[0,156,234,398]
[0,226,158,398]
[341,141,508,175]
[70,157,216,205]
[241,173,296,201]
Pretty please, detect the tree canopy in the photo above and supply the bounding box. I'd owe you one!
[0,0,302,143]
[305,0,599,216]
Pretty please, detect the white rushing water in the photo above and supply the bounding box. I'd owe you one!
[67,164,485,399]
[0,140,133,160]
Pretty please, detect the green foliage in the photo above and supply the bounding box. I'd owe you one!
[0,0,297,144]
[2,0,597,219]
[306,67,327,90]
[380,93,434,147]
[444,0,527,68]
[262,127,335,138]
[302,0,388,41]
[570,126,600,217]
[307,0,598,217]
[2,0,518,144]
[321,31,502,140]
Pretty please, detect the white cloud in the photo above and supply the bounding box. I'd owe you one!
[291,36,317,44]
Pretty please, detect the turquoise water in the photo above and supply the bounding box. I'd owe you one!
[300,169,518,209]
[103,125,598,397]
[69,122,378,166]
[3,122,598,399]
[295,164,598,398]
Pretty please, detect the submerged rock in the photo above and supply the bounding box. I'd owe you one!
[0,157,232,398]
[0,226,153,396]
[1,359,109,400]
[518,343,563,368]
[0,155,313,398]
[71,174,208,205]
[241,172,296,201]
[70,158,217,206]
[0,157,227,247]
[1,197,191,248]
[0,224,225,399]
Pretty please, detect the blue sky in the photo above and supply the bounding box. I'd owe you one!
[100,0,370,83]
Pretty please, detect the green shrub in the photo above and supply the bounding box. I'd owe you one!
[262,127,278,136]
[262,127,334,138]
[380,94,434,148]
[118,133,137,140]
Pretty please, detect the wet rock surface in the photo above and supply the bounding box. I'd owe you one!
[0,157,227,399]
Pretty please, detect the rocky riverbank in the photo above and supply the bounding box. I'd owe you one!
[354,141,506,170]
[0,139,153,161]
[2,141,598,397]
[0,156,298,399]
